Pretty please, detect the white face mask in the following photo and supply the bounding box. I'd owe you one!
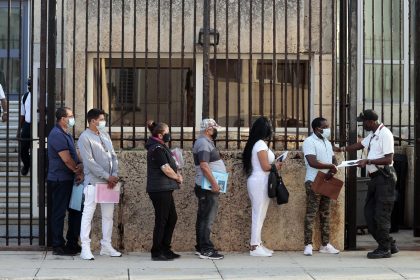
[68,117,75,128]
[97,120,106,130]
[321,128,331,139]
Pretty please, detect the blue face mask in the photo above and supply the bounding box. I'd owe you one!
[97,120,106,130]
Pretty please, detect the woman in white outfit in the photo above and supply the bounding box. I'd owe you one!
[242,117,282,257]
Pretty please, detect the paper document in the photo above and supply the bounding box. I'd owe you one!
[276,151,289,162]
[69,183,84,211]
[336,160,360,168]
[201,171,229,193]
[95,182,121,203]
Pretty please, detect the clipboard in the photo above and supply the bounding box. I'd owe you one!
[311,171,344,200]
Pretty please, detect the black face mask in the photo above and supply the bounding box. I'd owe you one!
[211,129,218,140]
[163,133,171,143]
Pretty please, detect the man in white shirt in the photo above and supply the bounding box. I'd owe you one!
[0,83,8,122]
[340,109,398,259]
[18,78,32,175]
[302,117,340,256]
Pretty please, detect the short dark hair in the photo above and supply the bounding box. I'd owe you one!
[87,108,105,123]
[55,107,71,122]
[311,117,327,130]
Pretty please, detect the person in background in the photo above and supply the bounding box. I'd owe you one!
[193,118,226,260]
[47,107,83,256]
[0,82,8,122]
[302,117,340,256]
[17,78,32,175]
[242,116,282,257]
[145,121,182,261]
[78,108,122,260]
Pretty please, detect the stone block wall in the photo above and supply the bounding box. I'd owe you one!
[88,150,345,252]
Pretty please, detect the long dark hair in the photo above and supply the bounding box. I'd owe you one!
[242,117,273,176]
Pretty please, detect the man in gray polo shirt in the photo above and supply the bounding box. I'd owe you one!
[193,118,226,260]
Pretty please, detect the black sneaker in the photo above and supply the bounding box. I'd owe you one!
[199,250,224,260]
[391,240,399,254]
[151,254,174,261]
[164,250,181,259]
[367,248,391,259]
[21,166,29,176]
[53,246,77,256]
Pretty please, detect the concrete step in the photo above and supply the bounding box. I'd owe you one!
[0,152,19,159]
[0,202,30,209]
[0,193,30,199]
[0,125,19,130]
[0,181,31,187]
[0,214,31,220]
[0,142,18,149]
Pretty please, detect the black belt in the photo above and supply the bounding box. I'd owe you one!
[369,171,381,178]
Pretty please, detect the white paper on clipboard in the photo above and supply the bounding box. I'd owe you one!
[336,160,359,168]
[276,151,289,162]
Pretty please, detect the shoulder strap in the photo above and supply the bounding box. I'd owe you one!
[22,91,30,105]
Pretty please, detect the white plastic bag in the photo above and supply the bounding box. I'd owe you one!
[171,147,184,169]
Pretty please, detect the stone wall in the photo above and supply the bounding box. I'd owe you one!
[88,150,345,252]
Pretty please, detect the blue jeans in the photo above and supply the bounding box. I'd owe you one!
[48,180,82,248]
[195,185,219,253]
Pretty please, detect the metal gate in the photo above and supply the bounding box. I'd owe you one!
[0,0,418,248]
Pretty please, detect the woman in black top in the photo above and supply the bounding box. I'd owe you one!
[145,121,183,261]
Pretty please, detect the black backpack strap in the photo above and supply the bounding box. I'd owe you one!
[22,91,30,105]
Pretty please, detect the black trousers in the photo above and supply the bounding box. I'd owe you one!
[48,180,82,248]
[148,191,178,257]
[364,173,396,250]
[20,122,31,168]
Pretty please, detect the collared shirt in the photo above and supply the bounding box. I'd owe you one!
[192,135,226,186]
[77,128,118,187]
[20,92,31,123]
[303,133,334,182]
[361,124,394,173]
[47,124,78,181]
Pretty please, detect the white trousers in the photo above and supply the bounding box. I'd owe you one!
[80,184,115,247]
[247,174,270,246]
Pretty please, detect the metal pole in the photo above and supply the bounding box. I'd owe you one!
[346,0,358,249]
[38,0,48,247]
[413,0,420,237]
[202,0,210,118]
[47,0,57,134]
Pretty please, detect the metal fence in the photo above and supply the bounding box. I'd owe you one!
[0,0,417,248]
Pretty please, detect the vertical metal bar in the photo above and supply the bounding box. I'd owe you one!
[362,0,366,113]
[236,0,240,149]
[296,0,300,150]
[168,0,172,141]
[144,0,149,140]
[5,0,10,246]
[38,0,48,246]
[331,0,336,142]
[390,0,394,131]
[272,0,276,149]
[259,0,264,116]
[108,0,112,136]
[347,0,358,250]
[225,0,229,149]
[339,0,347,149]
[284,0,288,148]
[157,0,160,121]
[308,0,312,135]
[60,0,64,106]
[213,0,218,122]
[96,0,101,108]
[180,0,185,148]
[248,0,252,127]
[399,0,403,145]
[84,0,88,133]
[202,0,210,118]
[132,0,137,148]
[120,0,125,148]
[408,0,412,143]
[318,0,323,117]
[413,0,420,237]
[18,0,22,245]
[380,0,383,117]
[193,0,197,142]
[47,0,57,135]
[30,0,35,245]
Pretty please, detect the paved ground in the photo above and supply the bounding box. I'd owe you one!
[0,250,420,280]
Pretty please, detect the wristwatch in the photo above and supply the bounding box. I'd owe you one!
[367,159,372,165]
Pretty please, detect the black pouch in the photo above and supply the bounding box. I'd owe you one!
[376,165,397,183]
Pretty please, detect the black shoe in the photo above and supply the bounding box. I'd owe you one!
[199,250,224,260]
[367,248,391,259]
[151,254,174,261]
[64,244,81,255]
[164,250,181,259]
[21,166,29,176]
[391,240,399,254]
[53,246,77,256]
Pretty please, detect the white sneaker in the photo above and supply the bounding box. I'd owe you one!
[260,243,274,254]
[319,243,340,254]
[80,246,95,260]
[100,245,122,257]
[250,245,272,257]
[304,244,313,256]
